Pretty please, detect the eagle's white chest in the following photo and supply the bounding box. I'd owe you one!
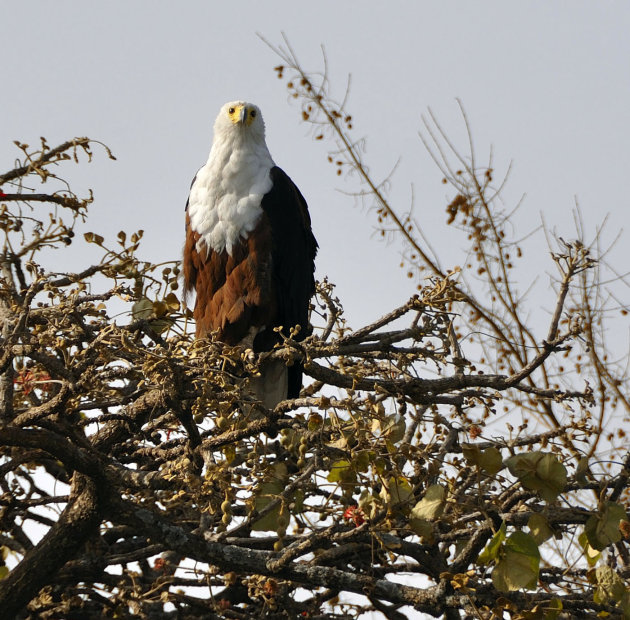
[187,142,274,255]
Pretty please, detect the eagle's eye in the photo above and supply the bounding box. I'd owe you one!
[228,107,235,115]
[250,109,257,118]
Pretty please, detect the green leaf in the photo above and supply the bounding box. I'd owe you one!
[0,566,8,580]
[479,447,504,475]
[462,444,504,475]
[373,457,387,476]
[524,598,563,619]
[575,456,590,486]
[149,318,175,334]
[327,459,355,484]
[382,414,406,444]
[252,482,283,531]
[585,501,628,551]
[357,490,380,521]
[478,521,507,564]
[293,489,304,513]
[544,598,563,620]
[371,414,406,445]
[453,536,470,559]
[528,513,554,545]
[462,443,481,463]
[132,298,153,320]
[410,484,446,521]
[506,452,567,501]
[252,464,288,531]
[409,517,435,541]
[506,530,540,557]
[354,450,373,473]
[492,531,540,591]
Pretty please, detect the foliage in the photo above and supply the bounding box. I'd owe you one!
[1,47,630,619]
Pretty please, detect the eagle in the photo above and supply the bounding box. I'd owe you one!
[183,101,318,408]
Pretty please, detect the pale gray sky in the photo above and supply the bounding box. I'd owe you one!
[3,1,629,330]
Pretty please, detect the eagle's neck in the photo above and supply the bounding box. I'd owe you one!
[187,133,274,256]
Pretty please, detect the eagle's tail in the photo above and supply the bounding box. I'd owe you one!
[248,358,288,410]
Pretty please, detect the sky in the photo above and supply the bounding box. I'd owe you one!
[3,1,630,334]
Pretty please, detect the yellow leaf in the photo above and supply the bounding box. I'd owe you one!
[164,292,180,311]
[594,566,626,605]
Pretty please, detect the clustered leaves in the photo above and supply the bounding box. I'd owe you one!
[0,45,629,619]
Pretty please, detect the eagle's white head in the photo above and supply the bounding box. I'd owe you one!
[187,101,275,255]
[212,100,267,146]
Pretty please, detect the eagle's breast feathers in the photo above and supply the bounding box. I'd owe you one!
[183,210,276,345]
[186,143,274,257]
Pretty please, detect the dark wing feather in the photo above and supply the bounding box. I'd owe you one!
[259,166,318,397]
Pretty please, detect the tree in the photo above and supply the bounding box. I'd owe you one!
[0,45,629,619]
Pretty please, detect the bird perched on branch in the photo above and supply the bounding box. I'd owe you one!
[183,101,318,408]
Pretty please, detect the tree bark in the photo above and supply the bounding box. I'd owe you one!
[0,474,100,618]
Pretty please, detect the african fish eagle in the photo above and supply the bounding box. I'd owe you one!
[183,101,318,407]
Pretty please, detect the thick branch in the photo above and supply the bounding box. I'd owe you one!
[0,474,101,618]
